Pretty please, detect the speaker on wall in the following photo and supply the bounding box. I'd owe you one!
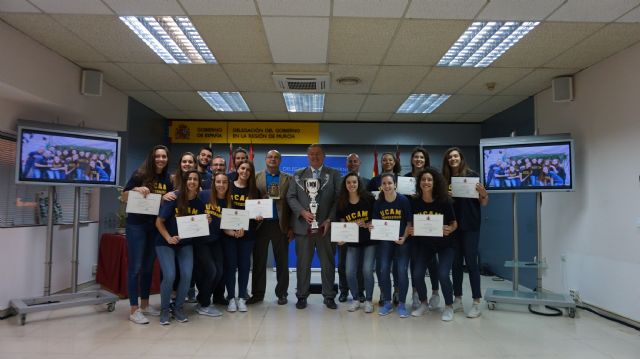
[552,76,573,102]
[81,69,103,96]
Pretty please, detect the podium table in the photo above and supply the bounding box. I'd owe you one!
[96,233,161,298]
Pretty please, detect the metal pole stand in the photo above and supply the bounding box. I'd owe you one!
[10,186,118,325]
[484,192,576,317]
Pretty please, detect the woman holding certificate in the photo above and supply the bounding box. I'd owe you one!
[372,174,412,317]
[122,145,173,325]
[367,152,401,192]
[408,167,458,321]
[194,172,230,318]
[336,173,376,313]
[223,161,259,313]
[155,169,205,325]
[442,147,488,319]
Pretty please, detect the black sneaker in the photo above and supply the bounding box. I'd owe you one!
[338,292,348,303]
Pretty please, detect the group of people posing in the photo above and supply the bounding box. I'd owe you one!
[122,143,488,325]
[23,146,112,181]
[486,157,567,188]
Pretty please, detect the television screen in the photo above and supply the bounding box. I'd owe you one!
[16,126,121,187]
[480,135,574,193]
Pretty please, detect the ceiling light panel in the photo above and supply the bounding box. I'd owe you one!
[438,21,539,67]
[283,93,325,113]
[198,92,250,112]
[397,94,451,113]
[120,16,216,64]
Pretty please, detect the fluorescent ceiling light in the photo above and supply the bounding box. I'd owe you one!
[438,21,539,67]
[120,16,216,64]
[396,94,451,113]
[283,93,325,113]
[198,92,250,112]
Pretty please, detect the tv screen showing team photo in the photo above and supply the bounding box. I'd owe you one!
[482,141,573,192]
[17,127,120,186]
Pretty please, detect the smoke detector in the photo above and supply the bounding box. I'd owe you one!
[272,72,330,92]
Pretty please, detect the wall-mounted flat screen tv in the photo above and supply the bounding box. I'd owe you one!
[16,124,121,187]
[480,134,574,193]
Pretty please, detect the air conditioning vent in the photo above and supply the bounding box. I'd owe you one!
[272,72,330,92]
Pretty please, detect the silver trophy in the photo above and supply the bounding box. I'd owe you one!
[305,178,320,233]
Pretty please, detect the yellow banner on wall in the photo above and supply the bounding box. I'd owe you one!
[168,121,227,143]
[228,122,318,144]
[168,121,319,144]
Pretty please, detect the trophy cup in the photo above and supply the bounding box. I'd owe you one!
[305,178,320,234]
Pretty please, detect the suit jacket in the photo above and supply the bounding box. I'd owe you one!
[286,165,342,236]
[255,170,292,233]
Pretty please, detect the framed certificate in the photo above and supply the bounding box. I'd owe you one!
[413,214,443,237]
[176,214,210,239]
[125,191,161,215]
[245,199,273,219]
[370,219,401,241]
[397,176,416,195]
[220,208,250,230]
[451,177,480,198]
[330,222,359,243]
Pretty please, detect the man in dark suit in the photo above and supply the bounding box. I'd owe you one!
[287,144,342,309]
[247,149,293,305]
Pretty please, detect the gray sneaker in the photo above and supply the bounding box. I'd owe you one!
[363,301,374,313]
[141,305,160,316]
[174,307,188,323]
[159,309,170,325]
[428,294,441,310]
[197,305,223,317]
[129,309,149,325]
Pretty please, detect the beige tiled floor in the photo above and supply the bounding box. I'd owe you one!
[1,273,638,358]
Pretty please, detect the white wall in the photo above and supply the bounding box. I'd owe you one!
[0,19,128,309]
[535,41,640,322]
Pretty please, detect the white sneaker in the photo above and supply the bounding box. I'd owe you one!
[363,301,373,313]
[347,301,360,312]
[141,305,160,316]
[428,294,441,310]
[467,303,482,318]
[227,298,237,312]
[452,298,463,312]
[237,298,247,312]
[411,289,421,309]
[442,306,454,322]
[129,309,149,324]
[411,302,428,317]
[197,305,223,317]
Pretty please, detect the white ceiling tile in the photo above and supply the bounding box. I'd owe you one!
[322,112,358,121]
[333,0,409,18]
[617,5,640,22]
[548,0,640,22]
[158,91,212,111]
[415,67,482,93]
[434,94,489,113]
[253,112,289,120]
[383,20,471,65]
[499,68,579,96]
[329,18,399,65]
[170,64,237,91]
[390,113,428,122]
[192,16,272,64]
[477,0,564,21]
[242,92,286,112]
[29,0,112,14]
[457,68,533,95]
[405,0,487,19]
[127,91,180,111]
[102,0,184,15]
[0,0,41,12]
[422,113,461,122]
[470,95,527,114]
[78,62,148,91]
[274,64,329,72]
[223,64,277,91]
[288,112,323,121]
[257,0,330,16]
[262,17,329,63]
[324,94,366,112]
[328,65,379,94]
[356,112,392,121]
[370,66,430,93]
[179,0,257,15]
[119,63,193,91]
[360,94,406,112]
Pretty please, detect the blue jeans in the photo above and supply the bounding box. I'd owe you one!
[420,244,454,305]
[126,222,157,306]
[453,230,482,299]
[376,240,411,304]
[155,244,193,311]
[346,245,376,301]
[222,237,255,299]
